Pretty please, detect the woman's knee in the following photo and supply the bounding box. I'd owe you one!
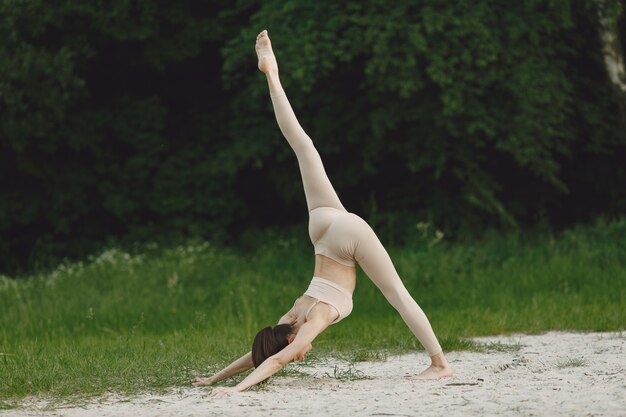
[380,284,413,309]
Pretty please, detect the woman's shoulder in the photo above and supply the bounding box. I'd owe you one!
[277,296,307,327]
[306,301,339,326]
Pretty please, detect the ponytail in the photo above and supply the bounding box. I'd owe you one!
[251,323,293,368]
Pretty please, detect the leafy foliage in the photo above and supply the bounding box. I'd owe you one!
[1,0,624,273]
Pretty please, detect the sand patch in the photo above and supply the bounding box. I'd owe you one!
[6,331,625,416]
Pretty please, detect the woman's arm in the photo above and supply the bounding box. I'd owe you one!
[194,306,297,387]
[210,318,327,397]
[192,351,254,387]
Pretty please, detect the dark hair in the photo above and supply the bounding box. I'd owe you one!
[251,323,293,368]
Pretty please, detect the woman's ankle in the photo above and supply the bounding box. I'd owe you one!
[430,352,450,368]
[267,74,283,95]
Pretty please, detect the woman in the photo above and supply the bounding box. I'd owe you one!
[193,30,453,397]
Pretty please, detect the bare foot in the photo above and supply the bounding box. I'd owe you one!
[255,29,278,75]
[406,364,454,380]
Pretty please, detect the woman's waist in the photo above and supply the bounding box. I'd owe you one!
[313,255,356,293]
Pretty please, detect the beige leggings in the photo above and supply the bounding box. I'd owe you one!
[270,89,443,357]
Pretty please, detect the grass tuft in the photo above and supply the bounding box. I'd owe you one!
[474,341,524,353]
[325,363,372,381]
[555,357,588,369]
[0,401,17,410]
[350,350,389,363]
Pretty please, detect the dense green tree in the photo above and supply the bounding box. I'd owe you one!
[1,0,624,274]
[1,0,240,271]
[222,0,625,229]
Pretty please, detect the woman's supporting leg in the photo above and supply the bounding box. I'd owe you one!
[255,30,345,213]
[354,221,453,378]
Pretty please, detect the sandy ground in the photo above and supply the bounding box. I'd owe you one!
[5,331,625,417]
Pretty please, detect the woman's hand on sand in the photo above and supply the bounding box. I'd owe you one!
[191,376,216,387]
[209,386,240,398]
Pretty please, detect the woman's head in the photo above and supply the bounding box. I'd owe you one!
[251,323,293,368]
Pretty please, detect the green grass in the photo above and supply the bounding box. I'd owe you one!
[555,357,588,369]
[1,219,625,400]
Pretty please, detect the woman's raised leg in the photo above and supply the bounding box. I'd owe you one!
[255,30,345,213]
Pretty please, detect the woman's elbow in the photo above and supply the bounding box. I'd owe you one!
[270,354,290,369]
